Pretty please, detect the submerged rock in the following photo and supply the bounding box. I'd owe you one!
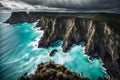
[49,49,58,56]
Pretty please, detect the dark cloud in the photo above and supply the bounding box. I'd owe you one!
[0,0,120,11]
[21,0,120,9]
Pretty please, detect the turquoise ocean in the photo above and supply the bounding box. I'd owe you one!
[0,12,107,80]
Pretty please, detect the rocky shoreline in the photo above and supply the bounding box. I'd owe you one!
[19,62,108,80]
[5,12,120,80]
[35,15,120,80]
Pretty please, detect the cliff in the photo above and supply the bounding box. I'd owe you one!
[5,12,76,24]
[36,15,120,80]
[4,12,31,24]
[5,12,120,80]
[4,12,44,24]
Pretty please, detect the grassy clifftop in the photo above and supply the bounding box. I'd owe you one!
[92,13,120,35]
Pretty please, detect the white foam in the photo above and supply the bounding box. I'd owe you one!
[28,25,44,50]
[0,22,2,24]
[28,39,37,48]
[23,53,29,58]
[1,53,29,64]
[0,22,10,25]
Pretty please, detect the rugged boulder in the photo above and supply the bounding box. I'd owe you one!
[19,62,90,80]
[49,49,58,56]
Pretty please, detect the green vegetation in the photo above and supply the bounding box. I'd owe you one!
[92,13,120,35]
[42,13,120,35]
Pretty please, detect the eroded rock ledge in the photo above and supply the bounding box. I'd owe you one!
[19,62,108,80]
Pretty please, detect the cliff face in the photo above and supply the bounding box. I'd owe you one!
[37,16,120,80]
[5,12,31,24]
[28,12,45,22]
[4,12,120,80]
[5,12,65,24]
[4,12,43,24]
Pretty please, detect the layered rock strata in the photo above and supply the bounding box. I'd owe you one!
[36,16,120,80]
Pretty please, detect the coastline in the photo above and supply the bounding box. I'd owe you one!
[1,11,120,80]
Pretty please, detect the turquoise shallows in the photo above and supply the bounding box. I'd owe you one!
[0,17,107,80]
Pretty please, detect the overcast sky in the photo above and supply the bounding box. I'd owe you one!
[0,0,120,11]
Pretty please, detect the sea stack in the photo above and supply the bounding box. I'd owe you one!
[4,12,30,24]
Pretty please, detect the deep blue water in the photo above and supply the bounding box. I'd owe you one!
[0,12,107,80]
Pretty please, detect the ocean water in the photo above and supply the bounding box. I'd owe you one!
[0,12,107,80]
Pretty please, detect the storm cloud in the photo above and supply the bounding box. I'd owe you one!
[21,0,120,9]
[0,0,120,11]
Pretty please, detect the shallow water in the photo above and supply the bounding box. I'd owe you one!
[0,12,107,80]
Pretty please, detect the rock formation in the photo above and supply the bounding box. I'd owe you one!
[49,49,58,56]
[28,12,44,22]
[5,12,120,80]
[5,12,68,24]
[4,12,45,24]
[19,62,90,80]
[36,15,120,80]
[4,12,31,24]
